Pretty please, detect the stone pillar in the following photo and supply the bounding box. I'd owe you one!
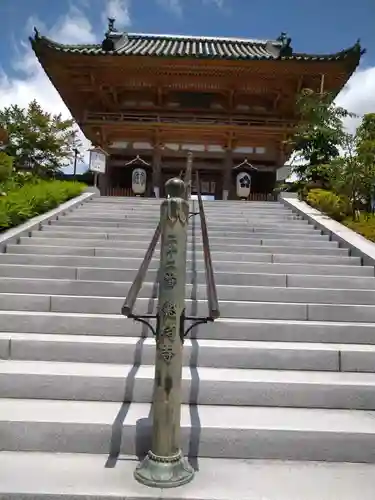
[222,148,233,200]
[134,178,194,489]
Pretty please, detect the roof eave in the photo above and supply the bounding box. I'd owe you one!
[29,31,365,69]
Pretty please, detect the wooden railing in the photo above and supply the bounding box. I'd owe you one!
[101,186,277,202]
[85,110,296,129]
[102,187,133,197]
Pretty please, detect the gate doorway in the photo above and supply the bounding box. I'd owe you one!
[191,175,218,199]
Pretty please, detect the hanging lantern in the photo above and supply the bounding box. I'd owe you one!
[236,172,251,199]
[132,168,147,195]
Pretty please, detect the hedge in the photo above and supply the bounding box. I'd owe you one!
[306,189,350,222]
[344,215,375,243]
[0,180,86,230]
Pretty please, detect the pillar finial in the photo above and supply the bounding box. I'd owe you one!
[165,177,185,199]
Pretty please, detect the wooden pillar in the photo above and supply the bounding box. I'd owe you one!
[222,148,233,200]
[152,145,162,198]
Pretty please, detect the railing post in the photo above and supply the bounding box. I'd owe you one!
[134,177,194,488]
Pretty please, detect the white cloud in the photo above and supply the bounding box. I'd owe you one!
[103,0,132,28]
[0,6,99,173]
[157,0,183,17]
[335,66,375,134]
[203,0,225,9]
[159,0,225,16]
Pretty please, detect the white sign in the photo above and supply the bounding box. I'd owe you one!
[89,150,106,174]
[277,165,292,182]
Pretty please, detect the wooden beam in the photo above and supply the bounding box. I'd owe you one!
[297,75,304,93]
[273,92,281,110]
[320,74,325,94]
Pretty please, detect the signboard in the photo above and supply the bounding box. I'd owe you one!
[89,149,106,174]
[277,165,292,182]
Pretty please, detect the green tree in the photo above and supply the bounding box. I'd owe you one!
[356,113,375,212]
[289,89,355,184]
[0,100,82,177]
[324,115,375,219]
[0,152,13,183]
[324,133,361,218]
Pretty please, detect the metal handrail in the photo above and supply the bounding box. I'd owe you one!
[184,151,193,200]
[195,171,220,320]
[122,154,220,323]
[122,153,192,318]
[121,221,161,317]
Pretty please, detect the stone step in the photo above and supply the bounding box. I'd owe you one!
[38,230,335,249]
[5,245,359,266]
[16,237,349,255]
[2,311,375,344]
[39,221,328,240]
[85,202,286,210]
[60,220,318,235]
[2,265,373,289]
[62,210,303,220]
[3,332,375,372]
[78,203,295,212]
[51,210,308,219]
[66,204,295,212]
[3,293,375,322]
[3,278,375,305]
[0,254,366,276]
[0,452,374,500]
[50,220,322,239]
[2,360,375,409]
[2,399,375,462]
[70,215,310,228]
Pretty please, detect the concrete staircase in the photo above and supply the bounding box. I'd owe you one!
[2,196,375,498]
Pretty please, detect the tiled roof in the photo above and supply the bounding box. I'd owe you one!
[30,30,365,63]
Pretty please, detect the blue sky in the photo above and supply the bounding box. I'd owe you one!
[1,0,374,74]
[0,0,374,173]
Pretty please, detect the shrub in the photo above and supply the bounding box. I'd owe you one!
[344,215,375,242]
[306,189,350,221]
[0,180,86,230]
[0,153,13,183]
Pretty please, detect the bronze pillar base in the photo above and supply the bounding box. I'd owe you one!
[134,450,194,488]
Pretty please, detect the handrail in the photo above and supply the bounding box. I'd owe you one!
[184,151,193,200]
[195,171,220,320]
[122,154,192,318]
[121,221,161,316]
[122,153,220,324]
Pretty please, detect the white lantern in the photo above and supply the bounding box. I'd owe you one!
[236,172,251,199]
[132,168,147,195]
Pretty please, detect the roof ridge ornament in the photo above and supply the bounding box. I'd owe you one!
[277,32,293,57]
[102,17,128,53]
[107,18,117,34]
[354,38,366,56]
